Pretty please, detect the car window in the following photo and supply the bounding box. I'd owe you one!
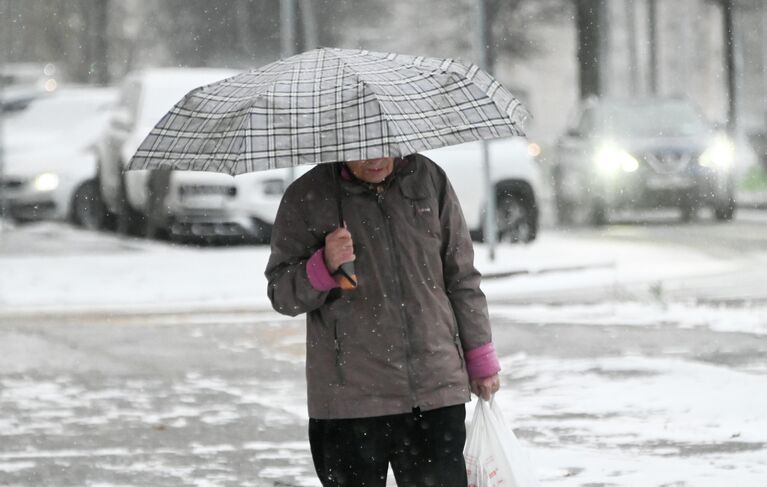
[575,107,597,135]
[596,101,709,137]
[9,92,114,133]
[136,72,237,129]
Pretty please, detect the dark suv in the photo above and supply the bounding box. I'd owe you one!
[552,97,736,225]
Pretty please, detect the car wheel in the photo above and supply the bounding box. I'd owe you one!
[70,179,107,229]
[494,192,537,243]
[589,199,607,226]
[116,173,147,236]
[145,220,171,241]
[679,194,698,223]
[552,166,575,226]
[714,195,736,221]
[555,194,575,226]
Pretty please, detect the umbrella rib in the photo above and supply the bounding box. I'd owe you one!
[325,51,421,156]
[129,48,529,174]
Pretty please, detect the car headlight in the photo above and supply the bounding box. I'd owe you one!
[595,144,639,175]
[699,135,734,170]
[33,173,60,192]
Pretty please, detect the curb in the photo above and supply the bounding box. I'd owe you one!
[0,303,279,324]
[482,261,615,280]
[0,263,615,322]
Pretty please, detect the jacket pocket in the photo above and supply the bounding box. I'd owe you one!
[453,334,465,369]
[399,183,441,238]
[447,309,465,369]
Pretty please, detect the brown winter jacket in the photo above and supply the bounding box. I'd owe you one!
[265,153,493,419]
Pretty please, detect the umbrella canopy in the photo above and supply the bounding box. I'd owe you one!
[127,47,528,176]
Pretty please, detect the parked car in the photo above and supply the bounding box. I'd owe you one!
[0,62,60,112]
[552,97,737,225]
[0,86,117,226]
[423,136,542,243]
[94,67,283,239]
[143,167,292,243]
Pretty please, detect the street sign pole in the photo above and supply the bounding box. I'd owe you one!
[475,0,496,261]
[281,0,297,183]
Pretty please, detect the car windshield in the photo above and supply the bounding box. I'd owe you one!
[596,101,709,137]
[8,91,114,133]
[137,72,237,128]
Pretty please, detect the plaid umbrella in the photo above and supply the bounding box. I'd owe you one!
[127,47,528,175]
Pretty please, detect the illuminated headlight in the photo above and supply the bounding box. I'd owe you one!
[699,136,734,170]
[595,144,639,175]
[33,173,60,192]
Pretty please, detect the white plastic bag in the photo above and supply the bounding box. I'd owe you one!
[464,398,540,487]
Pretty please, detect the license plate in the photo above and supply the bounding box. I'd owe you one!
[646,174,694,190]
[181,194,227,209]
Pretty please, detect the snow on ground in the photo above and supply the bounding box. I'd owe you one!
[2,222,766,485]
[491,301,767,336]
[0,223,743,316]
[472,353,767,486]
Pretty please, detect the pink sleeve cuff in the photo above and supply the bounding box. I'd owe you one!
[464,342,501,380]
[306,248,339,292]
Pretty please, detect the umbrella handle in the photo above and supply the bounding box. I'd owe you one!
[335,261,358,290]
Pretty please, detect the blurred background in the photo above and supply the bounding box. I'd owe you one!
[2,0,767,242]
[2,2,767,486]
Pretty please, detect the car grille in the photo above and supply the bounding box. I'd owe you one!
[642,151,696,174]
[178,184,237,197]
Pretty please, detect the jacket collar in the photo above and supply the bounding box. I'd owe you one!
[337,156,416,195]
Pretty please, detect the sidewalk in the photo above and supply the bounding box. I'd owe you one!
[0,222,734,320]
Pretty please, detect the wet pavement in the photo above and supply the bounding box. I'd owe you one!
[2,217,767,485]
[1,308,766,486]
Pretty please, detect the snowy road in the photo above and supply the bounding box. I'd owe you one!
[1,309,765,486]
[1,216,766,486]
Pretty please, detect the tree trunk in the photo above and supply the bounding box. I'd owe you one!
[88,0,109,84]
[575,0,606,98]
[721,0,737,133]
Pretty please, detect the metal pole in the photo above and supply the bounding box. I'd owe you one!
[299,0,319,50]
[722,0,737,134]
[281,0,297,182]
[91,0,109,85]
[647,0,658,94]
[626,0,639,95]
[474,0,496,261]
[280,0,297,58]
[0,0,8,231]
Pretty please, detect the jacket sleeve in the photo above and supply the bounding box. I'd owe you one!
[430,161,493,351]
[264,186,332,317]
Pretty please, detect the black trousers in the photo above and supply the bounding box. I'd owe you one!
[309,404,468,487]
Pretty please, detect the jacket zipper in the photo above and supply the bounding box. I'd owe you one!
[334,320,345,385]
[375,187,419,408]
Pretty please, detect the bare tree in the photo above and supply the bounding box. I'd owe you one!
[575,0,606,98]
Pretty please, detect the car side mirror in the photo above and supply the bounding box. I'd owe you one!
[110,108,133,131]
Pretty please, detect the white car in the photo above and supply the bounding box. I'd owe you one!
[1,87,117,227]
[95,67,282,239]
[144,168,292,242]
[157,137,542,244]
[424,136,542,243]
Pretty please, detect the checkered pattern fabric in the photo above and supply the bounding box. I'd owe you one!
[128,48,529,175]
